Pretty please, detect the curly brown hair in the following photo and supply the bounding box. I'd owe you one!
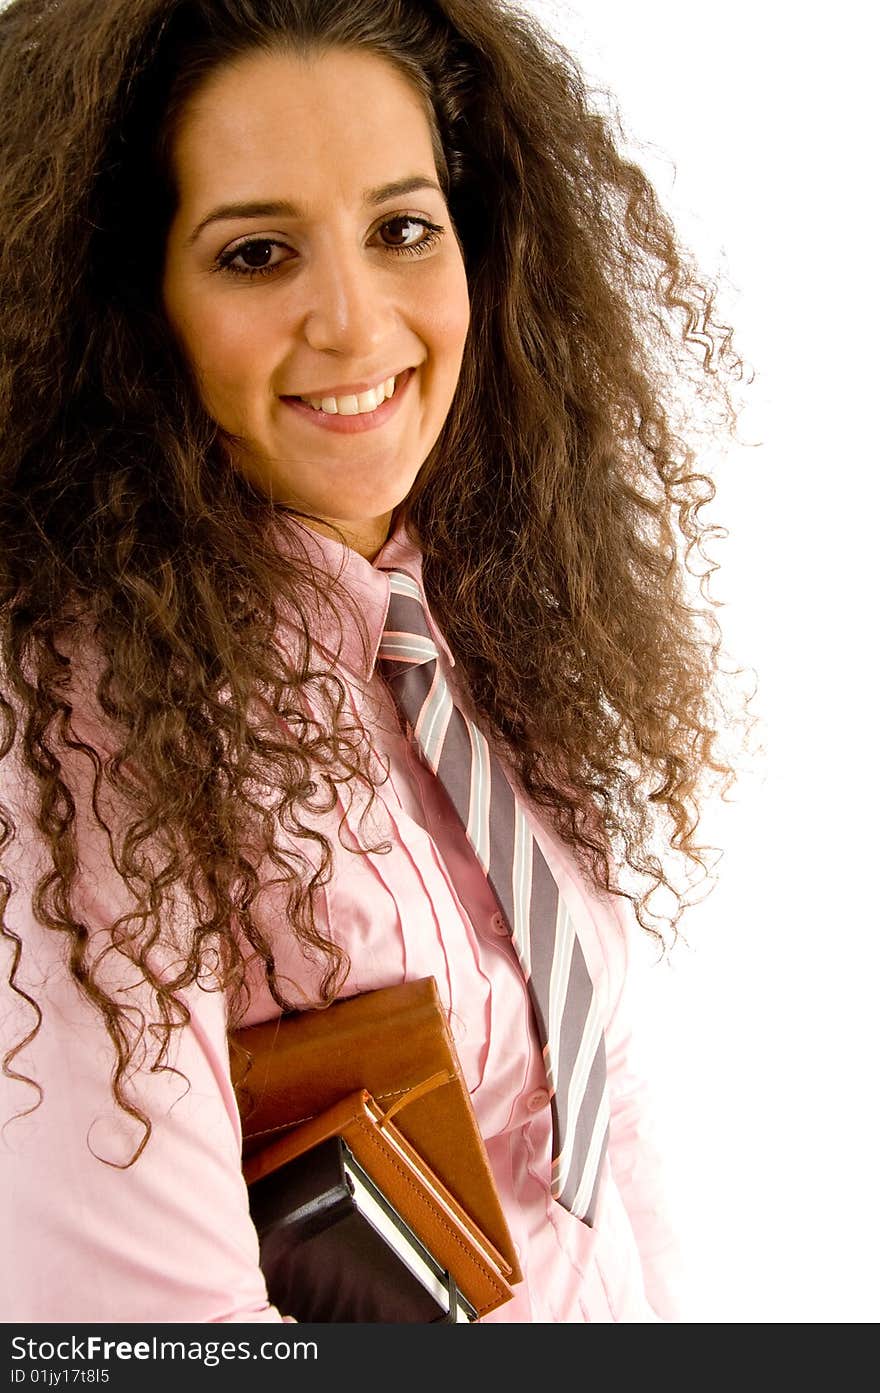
[0,0,758,1165]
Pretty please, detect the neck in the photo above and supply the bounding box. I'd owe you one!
[286,511,394,562]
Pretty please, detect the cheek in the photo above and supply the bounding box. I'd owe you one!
[421,262,471,373]
[178,302,271,422]
[200,301,265,370]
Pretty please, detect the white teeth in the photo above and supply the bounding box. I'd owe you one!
[301,373,399,414]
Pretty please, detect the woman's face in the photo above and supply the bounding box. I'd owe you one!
[161,46,470,559]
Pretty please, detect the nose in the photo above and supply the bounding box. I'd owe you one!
[300,243,396,358]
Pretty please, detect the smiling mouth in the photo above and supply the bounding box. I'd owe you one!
[290,372,403,417]
[280,367,415,433]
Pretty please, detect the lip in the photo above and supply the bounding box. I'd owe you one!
[280,366,415,435]
[286,367,411,400]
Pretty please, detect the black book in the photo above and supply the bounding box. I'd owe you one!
[248,1135,479,1323]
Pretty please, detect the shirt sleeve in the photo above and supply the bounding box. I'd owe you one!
[602,893,688,1321]
[1,933,286,1321]
[0,741,285,1323]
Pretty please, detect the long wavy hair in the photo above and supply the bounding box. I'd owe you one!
[0,0,758,1162]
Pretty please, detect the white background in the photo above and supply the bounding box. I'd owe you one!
[525,0,879,1322]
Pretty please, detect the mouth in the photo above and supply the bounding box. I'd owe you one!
[288,368,408,414]
[280,367,416,436]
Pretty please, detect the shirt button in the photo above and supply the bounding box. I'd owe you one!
[526,1088,550,1113]
[489,911,508,936]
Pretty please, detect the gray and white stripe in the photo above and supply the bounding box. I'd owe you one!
[378,570,609,1225]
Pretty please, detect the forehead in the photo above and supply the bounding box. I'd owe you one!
[167,46,438,209]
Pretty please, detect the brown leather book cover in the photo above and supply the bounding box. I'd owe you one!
[230,976,523,1289]
[246,1088,515,1318]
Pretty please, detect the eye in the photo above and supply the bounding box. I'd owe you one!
[377,216,445,257]
[215,238,291,279]
[212,216,446,281]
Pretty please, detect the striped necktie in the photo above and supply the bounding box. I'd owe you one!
[378,569,609,1225]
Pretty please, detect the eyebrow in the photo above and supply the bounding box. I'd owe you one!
[185,175,445,247]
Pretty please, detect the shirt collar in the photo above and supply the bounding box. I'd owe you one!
[269,514,455,679]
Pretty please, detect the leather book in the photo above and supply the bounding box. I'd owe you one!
[231,977,522,1318]
[248,1097,484,1321]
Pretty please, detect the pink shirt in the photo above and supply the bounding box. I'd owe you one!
[0,519,682,1322]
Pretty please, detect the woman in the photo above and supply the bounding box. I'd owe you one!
[0,0,752,1322]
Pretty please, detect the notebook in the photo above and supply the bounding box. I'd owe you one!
[249,1132,478,1323]
[232,977,522,1319]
